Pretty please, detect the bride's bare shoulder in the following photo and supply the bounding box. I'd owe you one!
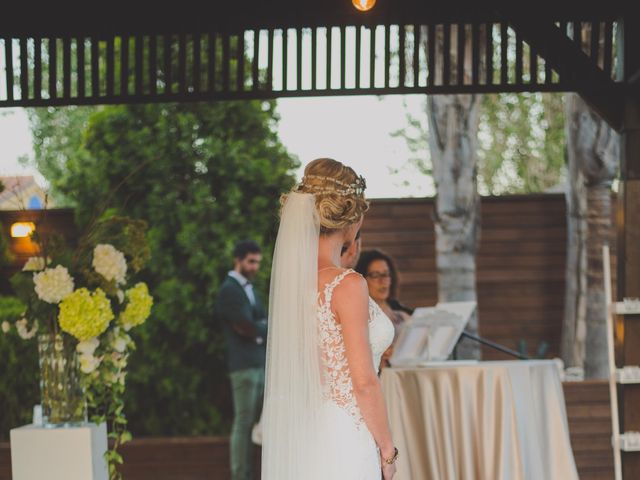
[318,269,368,307]
[332,270,368,298]
[331,271,369,325]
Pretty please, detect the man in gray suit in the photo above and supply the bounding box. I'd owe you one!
[215,240,267,480]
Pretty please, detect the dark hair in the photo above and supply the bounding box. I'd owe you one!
[356,250,414,315]
[355,249,399,299]
[233,240,261,260]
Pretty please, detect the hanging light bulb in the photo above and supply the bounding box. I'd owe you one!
[352,0,376,12]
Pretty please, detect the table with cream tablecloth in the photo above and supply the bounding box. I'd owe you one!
[380,360,579,480]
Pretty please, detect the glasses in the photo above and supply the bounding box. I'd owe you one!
[366,271,391,281]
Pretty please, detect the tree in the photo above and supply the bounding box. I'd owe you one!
[427,93,482,359]
[478,93,566,195]
[25,100,297,435]
[421,25,483,359]
[0,296,38,441]
[561,97,588,369]
[27,106,97,207]
[397,93,566,196]
[563,93,619,378]
[397,26,567,357]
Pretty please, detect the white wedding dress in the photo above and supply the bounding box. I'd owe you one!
[317,268,395,480]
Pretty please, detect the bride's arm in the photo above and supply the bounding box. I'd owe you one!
[333,274,395,461]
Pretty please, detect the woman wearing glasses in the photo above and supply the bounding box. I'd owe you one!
[355,249,414,369]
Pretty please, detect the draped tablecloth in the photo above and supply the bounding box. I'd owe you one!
[380,360,579,480]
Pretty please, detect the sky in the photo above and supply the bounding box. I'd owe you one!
[0,95,434,199]
[0,109,44,183]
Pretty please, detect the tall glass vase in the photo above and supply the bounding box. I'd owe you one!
[37,332,86,427]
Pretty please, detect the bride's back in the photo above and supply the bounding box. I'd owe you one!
[317,267,369,423]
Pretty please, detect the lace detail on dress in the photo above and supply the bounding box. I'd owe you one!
[318,269,366,426]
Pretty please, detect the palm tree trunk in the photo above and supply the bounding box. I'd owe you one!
[564,93,619,378]
[562,98,588,368]
[423,25,483,359]
[427,94,482,359]
[584,184,614,378]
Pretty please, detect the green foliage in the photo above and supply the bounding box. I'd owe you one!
[25,100,297,436]
[478,93,566,195]
[0,222,14,267]
[0,296,38,441]
[27,106,98,207]
[75,215,152,298]
[82,326,136,480]
[394,93,566,195]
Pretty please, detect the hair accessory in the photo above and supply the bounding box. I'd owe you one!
[296,173,367,197]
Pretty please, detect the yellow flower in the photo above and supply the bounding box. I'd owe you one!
[119,283,153,331]
[58,288,114,341]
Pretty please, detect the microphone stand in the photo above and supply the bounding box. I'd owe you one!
[453,331,529,360]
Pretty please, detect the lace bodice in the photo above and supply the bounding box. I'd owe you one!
[318,269,395,427]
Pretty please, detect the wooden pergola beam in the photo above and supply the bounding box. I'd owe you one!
[0,2,622,36]
[506,15,624,131]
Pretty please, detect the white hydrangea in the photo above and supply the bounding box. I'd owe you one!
[79,354,101,374]
[1,321,10,333]
[22,256,50,272]
[92,244,127,285]
[77,337,100,356]
[15,319,28,338]
[111,336,128,353]
[15,318,38,340]
[33,265,74,304]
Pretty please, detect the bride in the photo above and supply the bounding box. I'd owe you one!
[261,158,398,479]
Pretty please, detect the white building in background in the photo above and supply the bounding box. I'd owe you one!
[0,176,52,210]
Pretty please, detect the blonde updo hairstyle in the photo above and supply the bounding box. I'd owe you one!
[285,158,369,234]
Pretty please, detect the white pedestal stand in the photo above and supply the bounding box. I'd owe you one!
[10,422,108,480]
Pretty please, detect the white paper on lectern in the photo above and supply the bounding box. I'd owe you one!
[389,301,476,366]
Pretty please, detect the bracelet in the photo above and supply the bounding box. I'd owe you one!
[382,447,399,465]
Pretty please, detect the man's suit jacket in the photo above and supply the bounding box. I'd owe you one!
[215,275,268,373]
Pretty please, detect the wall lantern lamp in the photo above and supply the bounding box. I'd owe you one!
[10,222,36,238]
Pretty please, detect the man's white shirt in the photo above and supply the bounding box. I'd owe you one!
[228,270,256,306]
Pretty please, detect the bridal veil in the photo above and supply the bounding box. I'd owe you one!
[261,192,329,479]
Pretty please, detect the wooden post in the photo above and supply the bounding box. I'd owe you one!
[618,102,640,479]
[603,246,622,480]
[617,15,640,478]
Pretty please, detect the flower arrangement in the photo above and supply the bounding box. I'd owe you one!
[7,214,152,480]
